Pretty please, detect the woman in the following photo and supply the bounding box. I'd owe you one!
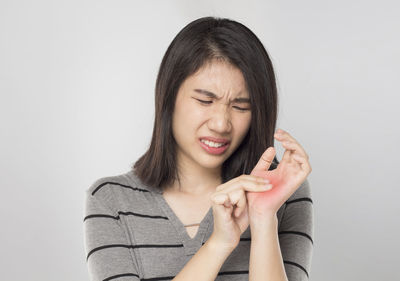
[84,16,313,281]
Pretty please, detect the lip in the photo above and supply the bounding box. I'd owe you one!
[199,136,230,144]
[198,138,230,155]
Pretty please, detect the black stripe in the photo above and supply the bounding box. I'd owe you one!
[92,181,149,196]
[135,244,184,249]
[284,260,309,278]
[87,244,184,261]
[84,211,168,222]
[88,238,254,261]
[286,197,313,205]
[83,214,119,222]
[118,211,168,220]
[201,237,251,246]
[87,244,131,261]
[103,273,140,281]
[279,231,314,244]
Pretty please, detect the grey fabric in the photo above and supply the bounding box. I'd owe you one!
[83,170,314,281]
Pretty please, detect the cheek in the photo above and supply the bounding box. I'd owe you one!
[230,115,251,146]
[180,102,207,124]
[173,102,204,134]
[234,114,252,135]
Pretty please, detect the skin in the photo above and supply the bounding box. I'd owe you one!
[167,58,252,196]
[167,57,312,249]
[209,129,312,249]
[247,129,312,225]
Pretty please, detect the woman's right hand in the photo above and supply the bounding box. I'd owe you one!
[208,174,273,252]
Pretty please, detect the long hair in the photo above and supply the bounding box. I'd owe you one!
[132,16,279,191]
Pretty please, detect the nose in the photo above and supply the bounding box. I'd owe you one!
[207,103,232,134]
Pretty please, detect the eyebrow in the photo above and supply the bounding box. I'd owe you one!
[193,89,250,103]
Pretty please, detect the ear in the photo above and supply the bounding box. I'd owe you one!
[251,147,276,173]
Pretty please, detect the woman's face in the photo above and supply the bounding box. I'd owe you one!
[172,59,252,174]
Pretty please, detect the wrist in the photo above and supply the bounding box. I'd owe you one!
[249,212,277,226]
[250,213,278,235]
[206,234,236,257]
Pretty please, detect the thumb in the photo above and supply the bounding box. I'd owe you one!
[252,146,276,173]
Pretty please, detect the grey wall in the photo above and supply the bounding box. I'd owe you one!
[1,0,399,280]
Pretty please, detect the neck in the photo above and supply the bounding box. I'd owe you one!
[165,160,222,197]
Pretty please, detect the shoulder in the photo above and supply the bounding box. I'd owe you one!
[85,170,153,210]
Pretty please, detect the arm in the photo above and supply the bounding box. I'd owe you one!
[83,189,140,281]
[250,180,314,281]
[172,235,234,281]
[278,179,314,280]
[84,182,235,281]
[249,214,288,281]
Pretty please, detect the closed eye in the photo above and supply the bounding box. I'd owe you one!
[195,99,250,111]
[196,99,212,104]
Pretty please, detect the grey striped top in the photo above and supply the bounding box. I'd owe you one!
[83,169,314,281]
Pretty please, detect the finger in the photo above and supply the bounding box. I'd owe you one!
[281,141,297,153]
[230,189,246,217]
[278,139,305,164]
[281,145,293,164]
[217,175,272,193]
[275,129,306,153]
[211,193,233,211]
[275,129,293,164]
[252,146,276,172]
[281,142,310,167]
[275,129,309,159]
[292,154,312,173]
[211,193,233,220]
[212,193,233,207]
[216,174,271,192]
[216,188,248,218]
[281,140,309,160]
[211,193,228,205]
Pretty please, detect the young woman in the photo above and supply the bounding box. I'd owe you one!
[84,16,313,281]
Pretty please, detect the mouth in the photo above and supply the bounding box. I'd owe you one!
[198,138,230,155]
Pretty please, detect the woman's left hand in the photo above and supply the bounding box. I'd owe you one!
[246,129,312,224]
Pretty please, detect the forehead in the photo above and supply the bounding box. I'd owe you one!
[184,60,249,97]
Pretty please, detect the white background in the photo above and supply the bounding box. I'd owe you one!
[1,0,399,280]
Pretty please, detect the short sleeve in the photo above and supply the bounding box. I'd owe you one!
[278,179,314,281]
[83,187,141,281]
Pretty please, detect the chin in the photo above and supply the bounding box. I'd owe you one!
[197,156,227,171]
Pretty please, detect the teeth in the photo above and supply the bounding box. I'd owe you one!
[201,139,226,148]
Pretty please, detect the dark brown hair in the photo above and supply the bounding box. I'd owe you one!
[132,16,279,191]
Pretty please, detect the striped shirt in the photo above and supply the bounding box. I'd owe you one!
[83,169,314,281]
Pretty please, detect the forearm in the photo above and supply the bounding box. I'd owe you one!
[249,214,288,281]
[172,236,233,281]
